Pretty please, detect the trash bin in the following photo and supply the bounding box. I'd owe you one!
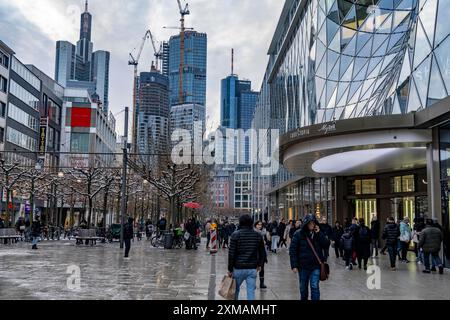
[164,232,174,249]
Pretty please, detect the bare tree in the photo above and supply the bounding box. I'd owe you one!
[145,163,200,224]
[19,169,49,221]
[0,160,27,223]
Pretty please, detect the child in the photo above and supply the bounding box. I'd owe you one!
[341,228,354,270]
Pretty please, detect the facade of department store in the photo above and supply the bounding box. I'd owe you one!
[250,0,450,264]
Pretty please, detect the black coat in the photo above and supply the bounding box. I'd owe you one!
[228,227,265,272]
[341,232,354,251]
[331,226,344,242]
[31,221,41,237]
[278,222,286,238]
[319,223,333,239]
[354,226,371,258]
[370,220,380,239]
[382,222,400,245]
[289,226,330,271]
[123,222,134,240]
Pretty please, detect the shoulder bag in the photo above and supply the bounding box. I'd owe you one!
[306,237,330,281]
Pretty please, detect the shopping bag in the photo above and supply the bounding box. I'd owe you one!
[218,275,236,300]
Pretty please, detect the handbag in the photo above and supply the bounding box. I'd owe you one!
[306,237,330,281]
[184,231,190,241]
[218,275,236,300]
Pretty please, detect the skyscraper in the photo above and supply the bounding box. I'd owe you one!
[166,31,207,106]
[54,0,110,111]
[137,69,170,167]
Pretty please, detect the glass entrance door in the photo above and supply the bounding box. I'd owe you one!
[390,197,416,222]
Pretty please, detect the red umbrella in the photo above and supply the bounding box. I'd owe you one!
[183,202,203,209]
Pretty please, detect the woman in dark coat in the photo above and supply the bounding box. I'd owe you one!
[354,218,371,270]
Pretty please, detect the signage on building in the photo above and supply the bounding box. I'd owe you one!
[39,126,47,154]
[318,122,337,135]
[71,107,92,127]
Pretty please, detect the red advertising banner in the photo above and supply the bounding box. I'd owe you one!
[71,107,92,127]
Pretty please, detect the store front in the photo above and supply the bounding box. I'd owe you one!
[439,122,450,266]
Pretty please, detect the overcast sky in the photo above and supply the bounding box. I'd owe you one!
[0,0,284,136]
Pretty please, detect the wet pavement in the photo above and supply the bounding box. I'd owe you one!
[1,239,449,300]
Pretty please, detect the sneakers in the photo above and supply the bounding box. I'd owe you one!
[31,244,37,250]
[423,269,431,274]
[390,267,396,271]
[439,266,444,274]
[431,267,437,272]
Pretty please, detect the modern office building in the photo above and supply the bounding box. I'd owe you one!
[218,73,259,213]
[166,31,207,106]
[137,69,170,167]
[251,0,450,264]
[55,0,110,111]
[0,40,13,153]
[60,87,117,168]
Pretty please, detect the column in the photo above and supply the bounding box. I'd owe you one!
[426,128,442,222]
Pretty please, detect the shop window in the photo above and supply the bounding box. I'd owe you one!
[348,179,376,195]
[391,175,415,193]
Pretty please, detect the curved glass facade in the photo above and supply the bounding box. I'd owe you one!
[259,0,450,133]
[251,0,450,218]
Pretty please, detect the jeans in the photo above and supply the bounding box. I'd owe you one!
[233,268,257,300]
[271,236,280,251]
[424,252,442,270]
[31,236,39,246]
[400,241,409,261]
[387,244,397,268]
[344,249,352,267]
[124,239,131,257]
[371,239,379,256]
[298,268,321,300]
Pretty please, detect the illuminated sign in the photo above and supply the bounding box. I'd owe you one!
[71,107,92,127]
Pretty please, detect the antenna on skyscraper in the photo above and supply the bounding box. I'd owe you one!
[85,0,88,12]
[231,48,234,76]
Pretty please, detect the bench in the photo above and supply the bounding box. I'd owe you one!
[75,229,104,246]
[0,228,22,244]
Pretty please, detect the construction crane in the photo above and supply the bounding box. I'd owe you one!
[176,0,190,104]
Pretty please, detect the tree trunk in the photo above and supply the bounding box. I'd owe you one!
[103,189,108,229]
[88,197,92,227]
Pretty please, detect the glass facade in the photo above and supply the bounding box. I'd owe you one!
[167,31,207,106]
[251,0,450,220]
[439,123,450,263]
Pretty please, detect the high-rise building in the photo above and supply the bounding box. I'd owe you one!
[55,0,110,111]
[251,0,450,265]
[137,69,170,167]
[166,31,207,106]
[218,72,259,213]
[161,41,170,77]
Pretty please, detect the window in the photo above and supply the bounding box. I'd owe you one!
[11,57,40,90]
[391,175,415,193]
[0,127,4,143]
[9,80,39,110]
[0,102,5,118]
[348,179,377,195]
[6,127,36,151]
[8,102,38,131]
[48,127,55,148]
[0,76,7,93]
[70,133,90,153]
[0,51,9,69]
[48,99,61,125]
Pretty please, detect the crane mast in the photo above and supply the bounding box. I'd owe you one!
[177,0,190,104]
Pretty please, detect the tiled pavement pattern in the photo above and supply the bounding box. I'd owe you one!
[1,239,449,300]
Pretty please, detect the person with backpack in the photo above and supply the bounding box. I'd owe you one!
[354,218,371,270]
[270,220,279,253]
[399,217,412,263]
[289,214,330,301]
[341,228,354,270]
[382,216,400,271]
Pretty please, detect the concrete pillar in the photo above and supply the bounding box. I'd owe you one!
[426,128,442,222]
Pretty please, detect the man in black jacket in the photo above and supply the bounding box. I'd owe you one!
[123,217,134,258]
[319,216,332,260]
[227,214,265,300]
[278,218,287,248]
[382,216,400,270]
[370,214,380,257]
[289,214,330,301]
